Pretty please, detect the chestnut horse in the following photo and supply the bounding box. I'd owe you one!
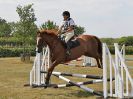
[36,30,102,87]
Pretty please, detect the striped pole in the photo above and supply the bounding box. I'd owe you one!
[41,71,103,79]
[53,78,115,88]
[53,74,103,96]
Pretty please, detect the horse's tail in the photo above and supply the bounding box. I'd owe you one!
[94,36,103,66]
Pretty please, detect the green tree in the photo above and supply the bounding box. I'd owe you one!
[118,36,133,46]
[40,20,58,30]
[8,22,19,36]
[74,25,85,36]
[0,17,11,37]
[16,4,37,62]
[101,38,115,45]
[16,4,37,54]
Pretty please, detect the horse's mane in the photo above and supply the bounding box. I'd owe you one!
[39,29,58,36]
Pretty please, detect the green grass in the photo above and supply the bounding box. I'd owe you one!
[0,56,132,99]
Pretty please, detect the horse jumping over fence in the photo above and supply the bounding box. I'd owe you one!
[36,29,103,87]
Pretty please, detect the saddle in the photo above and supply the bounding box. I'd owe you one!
[58,35,80,49]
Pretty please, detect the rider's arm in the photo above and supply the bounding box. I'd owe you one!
[65,25,74,32]
[57,21,65,34]
[57,25,63,34]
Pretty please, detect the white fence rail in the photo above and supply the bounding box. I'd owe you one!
[103,43,133,98]
[30,46,51,86]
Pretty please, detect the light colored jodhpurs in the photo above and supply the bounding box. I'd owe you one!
[63,30,74,43]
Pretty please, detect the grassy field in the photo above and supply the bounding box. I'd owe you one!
[0,56,133,99]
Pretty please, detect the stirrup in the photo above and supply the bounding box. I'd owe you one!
[66,50,71,55]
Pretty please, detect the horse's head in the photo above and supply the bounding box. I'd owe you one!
[36,29,59,53]
[36,30,46,53]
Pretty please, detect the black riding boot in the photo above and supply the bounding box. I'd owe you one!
[66,43,71,56]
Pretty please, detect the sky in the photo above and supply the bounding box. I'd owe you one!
[0,0,133,38]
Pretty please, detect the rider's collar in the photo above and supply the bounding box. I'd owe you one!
[64,18,71,21]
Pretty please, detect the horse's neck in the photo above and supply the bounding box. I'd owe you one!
[44,35,58,50]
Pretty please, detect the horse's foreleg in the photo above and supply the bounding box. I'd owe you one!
[45,61,58,88]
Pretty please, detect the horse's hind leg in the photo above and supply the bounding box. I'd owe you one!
[94,52,103,69]
[99,54,103,67]
[95,57,102,69]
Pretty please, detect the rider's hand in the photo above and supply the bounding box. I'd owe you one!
[62,30,67,34]
[57,33,61,37]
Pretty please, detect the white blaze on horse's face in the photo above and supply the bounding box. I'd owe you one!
[37,36,43,46]
[36,36,43,52]
[37,36,41,46]
[37,37,40,46]
[36,37,39,52]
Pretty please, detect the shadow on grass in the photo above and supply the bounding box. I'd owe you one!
[69,90,103,99]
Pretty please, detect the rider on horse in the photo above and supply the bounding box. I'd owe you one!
[58,11,75,55]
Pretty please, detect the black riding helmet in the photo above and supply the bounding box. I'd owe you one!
[62,11,70,17]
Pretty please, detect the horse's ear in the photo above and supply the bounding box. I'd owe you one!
[37,30,42,36]
[37,30,40,34]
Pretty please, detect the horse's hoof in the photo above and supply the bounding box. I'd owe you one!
[44,84,48,89]
[100,66,103,69]
[98,66,103,69]
[45,80,49,84]
[44,81,49,88]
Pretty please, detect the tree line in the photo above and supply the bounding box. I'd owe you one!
[101,36,133,46]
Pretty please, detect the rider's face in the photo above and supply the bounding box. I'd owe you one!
[63,15,68,20]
